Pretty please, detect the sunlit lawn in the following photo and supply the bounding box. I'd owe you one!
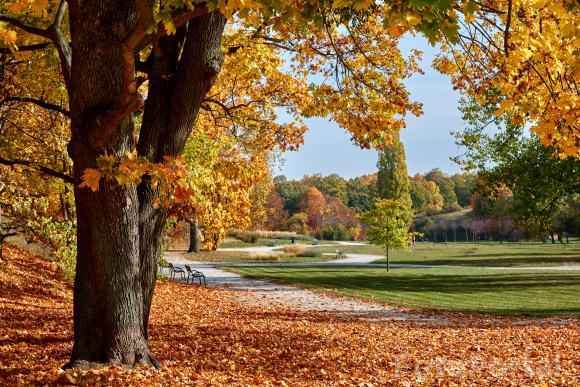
[313,241,580,267]
[220,238,339,249]
[227,266,580,317]
[183,250,335,263]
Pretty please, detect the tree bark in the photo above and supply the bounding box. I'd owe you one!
[64,0,226,368]
[188,218,200,253]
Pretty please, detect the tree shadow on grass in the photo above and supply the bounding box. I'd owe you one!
[393,256,580,267]
[240,268,580,317]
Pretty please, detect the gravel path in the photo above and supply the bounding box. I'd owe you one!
[165,251,445,323]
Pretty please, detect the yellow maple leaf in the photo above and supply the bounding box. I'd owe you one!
[79,168,102,192]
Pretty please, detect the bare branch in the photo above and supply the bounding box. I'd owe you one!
[54,0,67,27]
[1,96,69,117]
[0,43,50,54]
[0,15,52,39]
[504,0,512,57]
[0,155,73,184]
[49,0,72,89]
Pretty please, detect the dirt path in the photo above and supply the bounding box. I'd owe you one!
[165,251,446,324]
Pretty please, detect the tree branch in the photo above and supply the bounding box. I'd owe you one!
[135,6,209,53]
[0,155,73,184]
[0,43,50,54]
[0,15,52,39]
[49,0,72,90]
[0,96,69,117]
[0,0,71,89]
[90,0,154,149]
[504,0,512,57]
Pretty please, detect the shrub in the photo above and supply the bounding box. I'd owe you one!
[248,251,282,261]
[297,249,322,258]
[233,230,312,243]
[442,203,463,213]
[283,244,306,255]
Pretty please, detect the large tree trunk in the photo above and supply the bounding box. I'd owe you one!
[188,217,201,253]
[65,1,148,367]
[65,0,226,368]
[136,11,226,342]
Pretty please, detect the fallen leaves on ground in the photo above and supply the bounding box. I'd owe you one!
[0,245,578,385]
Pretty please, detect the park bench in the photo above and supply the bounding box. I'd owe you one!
[335,249,346,259]
[168,263,186,280]
[184,264,207,287]
[266,240,276,247]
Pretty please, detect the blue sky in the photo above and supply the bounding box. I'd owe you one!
[276,35,465,180]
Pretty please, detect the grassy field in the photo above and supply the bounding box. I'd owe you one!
[314,241,580,267]
[220,238,339,249]
[181,250,336,263]
[227,266,580,317]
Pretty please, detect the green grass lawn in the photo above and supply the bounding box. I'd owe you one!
[183,250,335,263]
[220,238,340,249]
[313,241,580,267]
[227,266,580,317]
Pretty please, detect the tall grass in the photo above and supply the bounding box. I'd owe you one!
[230,229,313,243]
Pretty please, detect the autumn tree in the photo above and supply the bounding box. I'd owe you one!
[425,168,458,210]
[283,212,310,236]
[259,188,289,231]
[0,54,74,270]
[302,173,349,205]
[0,0,469,368]
[376,133,411,205]
[273,176,308,215]
[323,196,359,240]
[450,173,477,208]
[409,174,444,213]
[300,186,327,238]
[346,173,377,213]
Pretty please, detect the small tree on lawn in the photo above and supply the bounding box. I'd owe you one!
[361,199,412,271]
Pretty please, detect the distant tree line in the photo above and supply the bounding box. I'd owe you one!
[250,92,580,243]
[252,165,579,243]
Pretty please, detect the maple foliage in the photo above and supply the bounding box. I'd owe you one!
[300,186,327,237]
[176,132,270,250]
[1,244,579,385]
[435,0,580,158]
[0,52,74,273]
[251,186,289,231]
